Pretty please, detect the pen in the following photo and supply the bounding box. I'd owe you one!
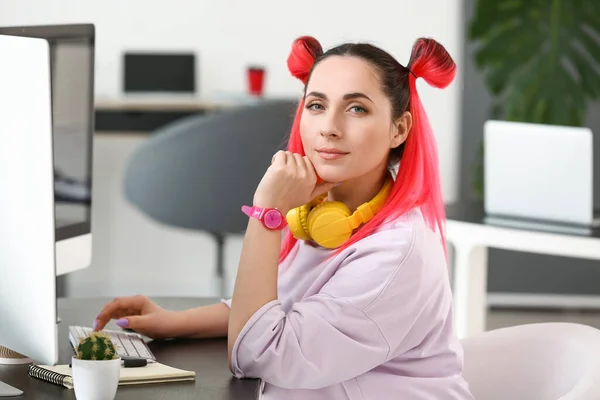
[121,357,148,368]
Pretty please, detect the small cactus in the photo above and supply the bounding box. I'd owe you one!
[75,332,118,360]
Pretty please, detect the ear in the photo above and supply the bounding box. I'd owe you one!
[390,111,412,149]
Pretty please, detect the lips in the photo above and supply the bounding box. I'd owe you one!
[316,147,349,160]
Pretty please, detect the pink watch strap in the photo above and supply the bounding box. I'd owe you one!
[241,205,263,219]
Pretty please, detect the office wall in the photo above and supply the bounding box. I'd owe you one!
[0,0,464,203]
[1,0,465,298]
[459,0,600,307]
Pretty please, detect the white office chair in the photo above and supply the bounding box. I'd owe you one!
[461,322,600,400]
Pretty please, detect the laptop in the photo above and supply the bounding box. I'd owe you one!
[483,120,600,228]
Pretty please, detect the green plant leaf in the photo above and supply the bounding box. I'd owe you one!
[469,0,526,39]
[469,0,600,127]
[568,49,600,99]
[579,2,600,28]
[577,27,600,65]
[483,36,543,95]
[473,21,537,71]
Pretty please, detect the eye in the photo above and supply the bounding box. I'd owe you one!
[349,105,367,113]
[306,103,324,111]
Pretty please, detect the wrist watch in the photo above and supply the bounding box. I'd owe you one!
[241,205,287,230]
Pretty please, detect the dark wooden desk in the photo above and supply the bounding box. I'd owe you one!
[94,98,224,132]
[0,297,260,399]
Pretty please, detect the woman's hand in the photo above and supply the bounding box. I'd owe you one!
[253,151,337,214]
[93,295,182,340]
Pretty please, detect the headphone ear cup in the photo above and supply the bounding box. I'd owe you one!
[307,202,353,249]
[285,204,312,241]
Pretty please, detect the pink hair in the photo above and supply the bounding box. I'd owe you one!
[280,36,456,263]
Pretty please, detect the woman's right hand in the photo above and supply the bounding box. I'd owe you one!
[93,295,182,340]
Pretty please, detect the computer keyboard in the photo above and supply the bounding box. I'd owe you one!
[69,325,156,362]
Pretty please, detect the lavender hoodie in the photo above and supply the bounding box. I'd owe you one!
[223,208,474,399]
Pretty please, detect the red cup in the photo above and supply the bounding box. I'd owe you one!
[247,66,265,96]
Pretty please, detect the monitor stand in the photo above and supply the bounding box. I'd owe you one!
[0,381,22,397]
[0,346,26,397]
[0,346,32,365]
[0,315,62,396]
[0,381,23,397]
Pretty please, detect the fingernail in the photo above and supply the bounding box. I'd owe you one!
[116,318,128,327]
[93,320,98,330]
[334,182,343,187]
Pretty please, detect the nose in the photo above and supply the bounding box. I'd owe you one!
[320,129,341,139]
[320,113,343,139]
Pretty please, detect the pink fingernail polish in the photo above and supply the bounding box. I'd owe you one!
[116,318,128,327]
[93,320,98,330]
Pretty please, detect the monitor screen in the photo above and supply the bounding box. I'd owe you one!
[123,52,196,93]
[51,33,94,241]
[0,24,95,242]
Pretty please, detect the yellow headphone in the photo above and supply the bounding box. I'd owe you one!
[285,175,394,249]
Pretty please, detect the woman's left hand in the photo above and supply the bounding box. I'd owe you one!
[253,151,337,215]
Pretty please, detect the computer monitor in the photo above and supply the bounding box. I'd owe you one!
[0,24,95,397]
[0,24,95,276]
[123,52,196,94]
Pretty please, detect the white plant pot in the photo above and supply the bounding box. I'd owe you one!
[71,356,121,400]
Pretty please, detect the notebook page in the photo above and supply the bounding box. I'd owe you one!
[35,362,195,383]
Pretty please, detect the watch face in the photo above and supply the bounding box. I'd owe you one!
[264,209,283,229]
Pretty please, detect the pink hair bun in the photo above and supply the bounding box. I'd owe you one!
[287,36,323,84]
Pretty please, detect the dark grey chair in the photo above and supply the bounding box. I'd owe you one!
[122,99,298,293]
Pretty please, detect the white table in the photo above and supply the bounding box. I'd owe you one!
[445,202,600,339]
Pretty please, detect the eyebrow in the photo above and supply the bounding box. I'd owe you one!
[305,91,373,103]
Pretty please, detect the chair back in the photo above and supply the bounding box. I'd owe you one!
[460,322,600,400]
[123,99,298,235]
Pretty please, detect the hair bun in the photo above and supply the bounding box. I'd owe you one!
[408,38,456,89]
[287,36,323,84]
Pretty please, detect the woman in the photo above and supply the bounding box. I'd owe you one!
[94,36,474,399]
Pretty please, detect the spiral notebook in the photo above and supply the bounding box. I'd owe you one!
[28,362,195,389]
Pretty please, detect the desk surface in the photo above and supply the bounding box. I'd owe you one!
[0,297,260,400]
[446,201,600,238]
